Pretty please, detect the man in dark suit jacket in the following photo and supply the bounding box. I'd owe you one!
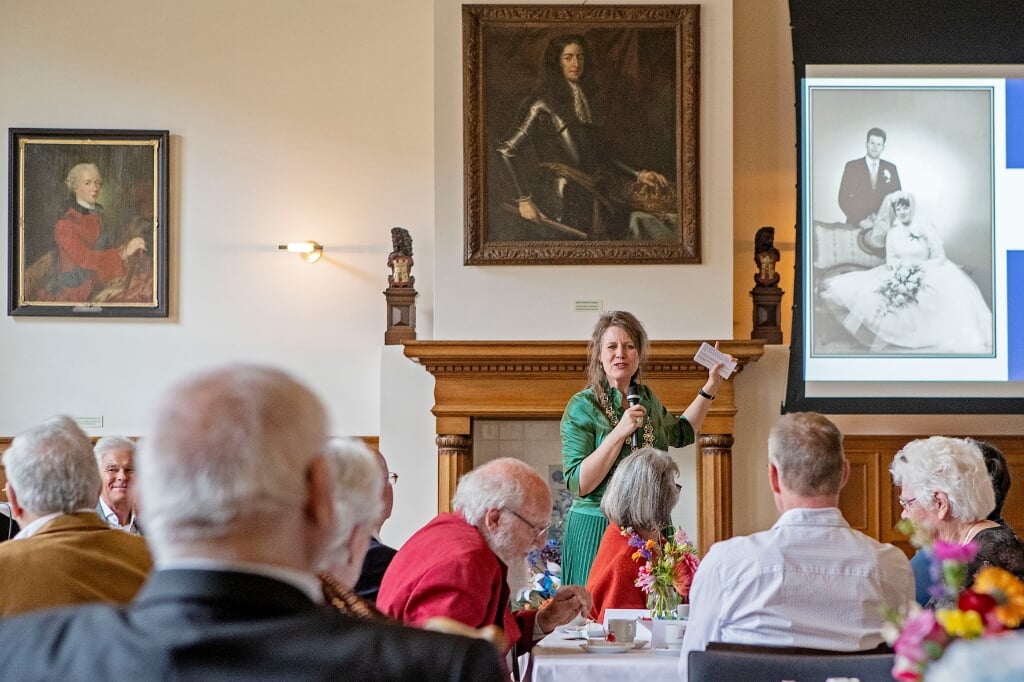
[354,448,398,603]
[838,127,902,228]
[0,365,503,682]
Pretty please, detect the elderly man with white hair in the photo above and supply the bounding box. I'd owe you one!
[0,364,503,681]
[378,457,592,663]
[93,435,143,535]
[0,416,152,616]
[317,437,390,620]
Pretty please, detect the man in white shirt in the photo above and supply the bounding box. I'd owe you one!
[93,435,142,535]
[678,411,913,680]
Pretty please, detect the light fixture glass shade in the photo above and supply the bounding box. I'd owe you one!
[278,240,323,263]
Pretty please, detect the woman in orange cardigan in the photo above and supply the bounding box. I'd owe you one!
[585,448,681,622]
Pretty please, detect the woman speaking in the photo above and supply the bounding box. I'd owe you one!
[559,311,731,586]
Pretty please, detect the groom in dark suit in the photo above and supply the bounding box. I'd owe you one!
[0,365,503,681]
[838,127,902,228]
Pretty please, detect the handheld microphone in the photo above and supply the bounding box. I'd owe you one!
[627,383,641,448]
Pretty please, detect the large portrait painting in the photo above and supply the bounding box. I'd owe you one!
[463,5,700,265]
[8,128,169,317]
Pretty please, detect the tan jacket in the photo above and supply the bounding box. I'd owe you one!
[0,511,152,616]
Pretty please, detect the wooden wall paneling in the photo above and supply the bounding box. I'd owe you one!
[839,447,880,539]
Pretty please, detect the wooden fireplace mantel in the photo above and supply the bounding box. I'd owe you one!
[403,339,765,553]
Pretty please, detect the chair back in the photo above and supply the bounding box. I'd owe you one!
[688,648,894,682]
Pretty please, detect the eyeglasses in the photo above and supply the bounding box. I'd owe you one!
[898,496,917,509]
[388,472,399,485]
[503,507,550,539]
[674,483,682,492]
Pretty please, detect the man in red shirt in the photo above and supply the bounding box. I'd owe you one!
[378,458,591,657]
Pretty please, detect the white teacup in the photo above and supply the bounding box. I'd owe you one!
[662,622,685,647]
[606,618,637,644]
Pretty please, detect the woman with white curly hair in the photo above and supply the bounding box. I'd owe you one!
[890,436,1024,591]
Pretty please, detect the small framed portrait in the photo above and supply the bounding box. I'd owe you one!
[8,128,169,317]
[463,4,700,265]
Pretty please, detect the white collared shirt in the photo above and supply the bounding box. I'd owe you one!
[97,497,141,534]
[678,507,913,680]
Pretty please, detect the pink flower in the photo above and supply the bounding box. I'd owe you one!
[635,562,656,592]
[673,528,692,546]
[933,540,977,562]
[673,553,700,598]
[891,654,922,681]
[894,609,947,663]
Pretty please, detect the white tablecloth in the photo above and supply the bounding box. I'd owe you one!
[528,630,681,682]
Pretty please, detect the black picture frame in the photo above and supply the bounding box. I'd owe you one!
[463,4,700,265]
[8,128,169,318]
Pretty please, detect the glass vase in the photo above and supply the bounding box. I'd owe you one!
[647,582,682,619]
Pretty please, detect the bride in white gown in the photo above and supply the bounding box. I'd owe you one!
[821,191,992,354]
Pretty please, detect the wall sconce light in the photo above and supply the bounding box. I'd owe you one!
[278,240,323,263]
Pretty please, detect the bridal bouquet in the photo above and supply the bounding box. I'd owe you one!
[883,520,1024,681]
[877,263,924,315]
[623,526,700,618]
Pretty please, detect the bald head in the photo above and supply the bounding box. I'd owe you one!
[451,458,551,528]
[138,364,329,561]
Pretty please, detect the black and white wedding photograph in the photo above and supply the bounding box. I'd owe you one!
[806,84,996,357]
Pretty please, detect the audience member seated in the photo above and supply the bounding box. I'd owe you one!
[0,416,152,616]
[891,436,1024,594]
[378,457,592,663]
[678,412,913,680]
[586,448,685,622]
[353,448,398,603]
[317,437,389,621]
[0,365,504,681]
[93,435,143,535]
[910,439,1013,605]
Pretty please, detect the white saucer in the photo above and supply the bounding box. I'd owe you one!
[580,642,632,654]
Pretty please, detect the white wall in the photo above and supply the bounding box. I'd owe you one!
[0,0,435,437]
[431,0,734,341]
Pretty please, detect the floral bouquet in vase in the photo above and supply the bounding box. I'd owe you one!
[623,526,700,619]
[883,520,1024,681]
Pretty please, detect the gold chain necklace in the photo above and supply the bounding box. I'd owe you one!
[594,384,655,451]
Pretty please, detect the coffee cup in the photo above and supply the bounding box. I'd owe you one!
[606,618,637,644]
[662,622,685,648]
